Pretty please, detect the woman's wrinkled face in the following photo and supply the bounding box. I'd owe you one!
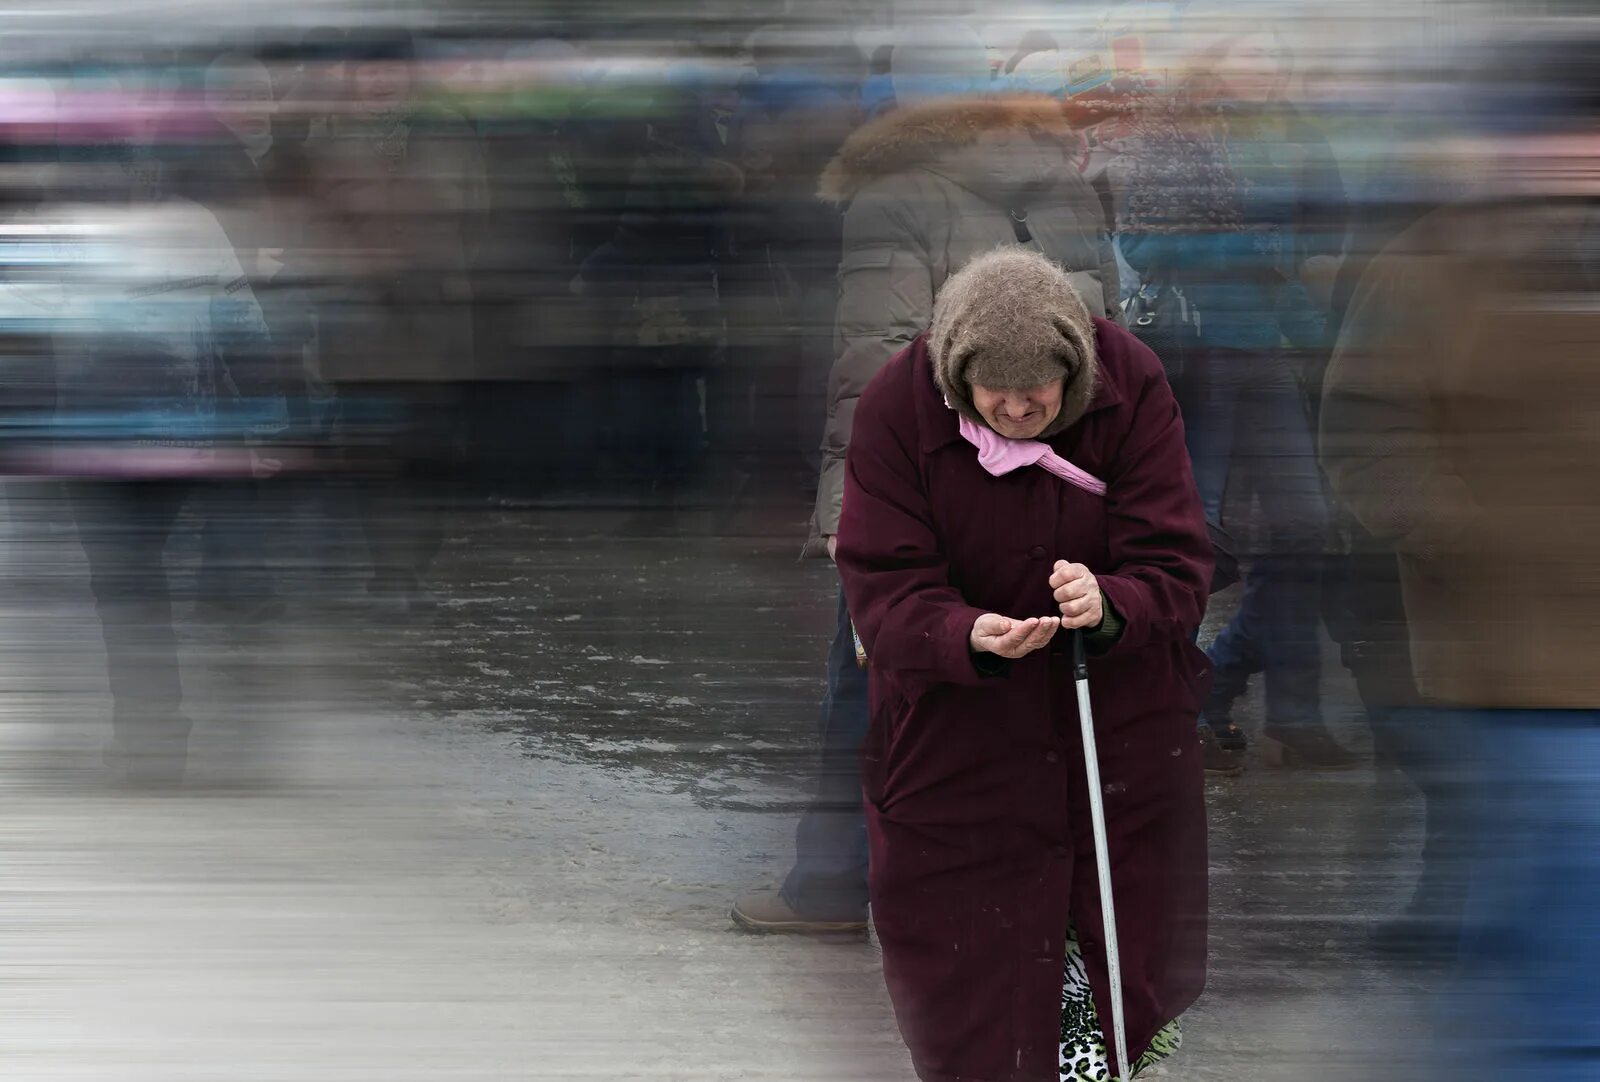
[970,380,1064,439]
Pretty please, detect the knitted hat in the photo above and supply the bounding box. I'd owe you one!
[928,247,1098,438]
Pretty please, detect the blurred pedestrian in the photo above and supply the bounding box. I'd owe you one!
[733,24,1121,937]
[1320,31,1600,1074]
[307,33,486,616]
[727,26,862,467]
[37,72,287,783]
[179,53,323,621]
[836,247,1211,1081]
[1110,23,1353,772]
[572,70,744,492]
[1311,121,1455,957]
[470,38,608,499]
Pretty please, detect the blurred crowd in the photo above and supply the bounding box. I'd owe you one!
[1,0,1597,1078]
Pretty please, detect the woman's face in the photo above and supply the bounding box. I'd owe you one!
[970,380,1064,439]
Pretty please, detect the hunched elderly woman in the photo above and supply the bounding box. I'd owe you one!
[835,248,1214,1081]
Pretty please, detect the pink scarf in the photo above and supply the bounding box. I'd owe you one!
[957,413,1106,497]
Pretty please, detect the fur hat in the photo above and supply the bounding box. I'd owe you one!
[928,247,1098,438]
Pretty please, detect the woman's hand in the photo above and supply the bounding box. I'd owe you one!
[1051,561,1103,630]
[969,614,1061,659]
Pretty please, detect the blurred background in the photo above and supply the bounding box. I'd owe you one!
[0,1,1594,1079]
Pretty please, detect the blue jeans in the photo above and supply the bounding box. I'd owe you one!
[1430,709,1600,1079]
[780,589,871,920]
[1184,349,1330,728]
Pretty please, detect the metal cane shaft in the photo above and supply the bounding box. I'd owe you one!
[1072,630,1131,1081]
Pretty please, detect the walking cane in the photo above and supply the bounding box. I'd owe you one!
[1071,628,1132,1081]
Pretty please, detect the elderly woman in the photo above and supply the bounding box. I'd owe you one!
[835,248,1213,1081]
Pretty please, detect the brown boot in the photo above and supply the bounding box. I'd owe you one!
[730,890,867,935]
[1200,724,1246,777]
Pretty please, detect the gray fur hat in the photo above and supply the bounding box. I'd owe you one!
[928,247,1099,438]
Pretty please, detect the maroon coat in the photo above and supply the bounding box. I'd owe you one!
[835,319,1213,1082]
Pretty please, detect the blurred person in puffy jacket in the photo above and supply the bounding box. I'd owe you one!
[732,20,1120,935]
[1109,22,1352,772]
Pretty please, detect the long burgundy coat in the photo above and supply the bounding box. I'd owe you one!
[835,320,1213,1082]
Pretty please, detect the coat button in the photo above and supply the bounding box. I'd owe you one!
[1045,750,1060,764]
[1029,545,1047,560]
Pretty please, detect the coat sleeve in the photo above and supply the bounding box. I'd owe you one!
[1317,248,1488,564]
[807,184,935,555]
[1093,347,1213,653]
[834,370,996,703]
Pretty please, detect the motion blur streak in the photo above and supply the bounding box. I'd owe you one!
[0,2,1593,1079]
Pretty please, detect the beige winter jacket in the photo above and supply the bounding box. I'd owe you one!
[805,96,1120,556]
[1319,201,1600,709]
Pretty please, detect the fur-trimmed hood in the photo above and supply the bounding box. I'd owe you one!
[818,95,1084,207]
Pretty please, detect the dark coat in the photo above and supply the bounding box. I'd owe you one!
[835,318,1213,1082]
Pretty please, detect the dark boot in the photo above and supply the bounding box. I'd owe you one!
[1199,722,1246,776]
[1199,680,1249,775]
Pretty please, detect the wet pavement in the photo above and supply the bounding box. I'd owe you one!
[0,471,1442,1079]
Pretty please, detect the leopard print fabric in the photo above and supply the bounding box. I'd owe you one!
[1059,929,1182,1080]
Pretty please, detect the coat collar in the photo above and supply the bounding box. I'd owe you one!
[913,321,1125,456]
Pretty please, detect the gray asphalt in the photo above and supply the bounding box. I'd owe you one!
[0,472,1440,1079]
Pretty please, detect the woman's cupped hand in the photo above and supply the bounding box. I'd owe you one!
[969,614,1061,659]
